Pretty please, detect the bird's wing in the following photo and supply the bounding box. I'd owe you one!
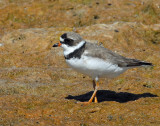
[84,42,152,67]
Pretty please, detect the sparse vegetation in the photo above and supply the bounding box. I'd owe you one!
[0,0,160,125]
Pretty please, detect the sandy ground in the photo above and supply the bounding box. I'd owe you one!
[0,0,160,125]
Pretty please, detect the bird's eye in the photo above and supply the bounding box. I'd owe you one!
[64,38,71,43]
[64,38,74,46]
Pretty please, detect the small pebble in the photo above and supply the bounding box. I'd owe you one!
[114,29,119,32]
[0,43,3,46]
[107,115,113,121]
[108,3,112,6]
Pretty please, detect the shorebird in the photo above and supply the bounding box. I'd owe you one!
[53,32,152,104]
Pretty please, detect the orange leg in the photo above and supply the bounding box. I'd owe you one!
[93,80,98,103]
[78,79,99,105]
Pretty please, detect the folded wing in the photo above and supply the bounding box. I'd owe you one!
[84,42,152,68]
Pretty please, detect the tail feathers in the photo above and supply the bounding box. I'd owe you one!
[126,59,153,67]
[138,61,153,66]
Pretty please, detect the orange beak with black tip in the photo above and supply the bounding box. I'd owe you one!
[53,42,62,47]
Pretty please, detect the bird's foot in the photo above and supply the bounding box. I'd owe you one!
[77,99,98,105]
[94,97,98,103]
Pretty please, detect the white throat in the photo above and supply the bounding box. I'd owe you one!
[62,40,86,56]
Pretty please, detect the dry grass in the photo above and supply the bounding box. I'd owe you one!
[0,0,159,35]
[0,0,160,125]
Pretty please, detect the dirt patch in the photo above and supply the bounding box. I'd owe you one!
[0,0,160,125]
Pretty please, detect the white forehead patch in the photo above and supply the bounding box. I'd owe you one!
[60,37,64,42]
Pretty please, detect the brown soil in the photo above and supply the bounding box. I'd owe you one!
[0,0,160,125]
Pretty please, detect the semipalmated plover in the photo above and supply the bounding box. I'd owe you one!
[53,32,152,104]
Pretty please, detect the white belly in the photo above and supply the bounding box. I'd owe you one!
[66,56,128,79]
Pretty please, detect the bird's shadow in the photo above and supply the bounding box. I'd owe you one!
[65,90,158,103]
